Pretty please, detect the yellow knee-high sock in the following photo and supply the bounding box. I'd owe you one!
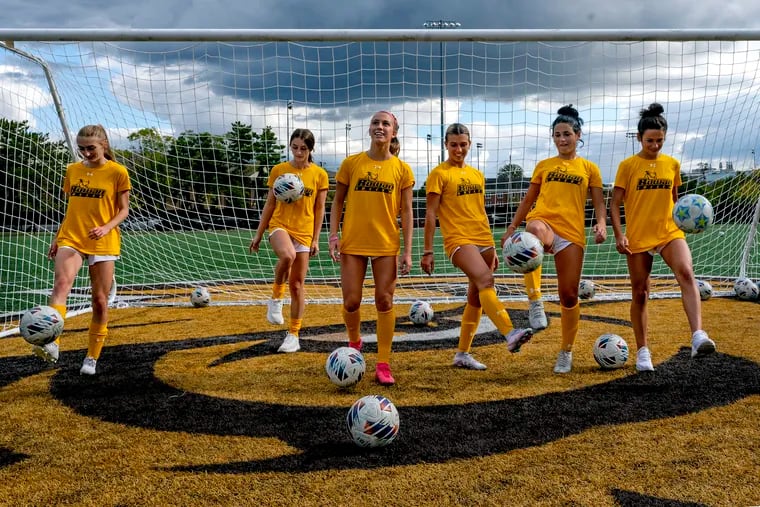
[376,308,396,364]
[524,265,543,301]
[50,304,67,346]
[479,287,514,335]
[560,302,580,352]
[272,283,287,300]
[87,321,108,360]
[458,303,483,353]
[288,318,303,337]
[343,307,362,345]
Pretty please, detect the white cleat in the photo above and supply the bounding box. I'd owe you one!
[528,300,548,330]
[80,356,97,375]
[553,350,573,374]
[691,330,716,358]
[277,333,300,353]
[266,299,284,325]
[32,342,59,364]
[452,352,487,370]
[636,347,655,371]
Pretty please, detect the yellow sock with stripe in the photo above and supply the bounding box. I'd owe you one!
[87,321,108,360]
[478,287,514,335]
[342,307,362,345]
[560,302,580,352]
[288,318,302,337]
[50,304,66,346]
[272,283,287,300]
[457,303,482,353]
[375,308,396,364]
[524,265,543,301]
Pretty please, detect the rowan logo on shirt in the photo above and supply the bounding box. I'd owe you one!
[70,179,106,198]
[355,171,394,193]
[546,166,583,185]
[635,168,672,190]
[303,187,315,197]
[456,178,483,196]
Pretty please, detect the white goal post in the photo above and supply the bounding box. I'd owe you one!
[1,29,759,333]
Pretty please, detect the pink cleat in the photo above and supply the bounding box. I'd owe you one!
[374,362,395,386]
[348,339,363,352]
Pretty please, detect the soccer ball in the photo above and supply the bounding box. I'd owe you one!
[697,280,713,301]
[190,286,211,307]
[734,277,759,301]
[346,394,400,448]
[672,194,714,233]
[19,305,64,346]
[273,173,305,203]
[502,231,544,274]
[408,300,434,325]
[578,279,596,300]
[325,346,365,388]
[592,333,629,370]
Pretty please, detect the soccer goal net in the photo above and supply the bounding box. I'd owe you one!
[1,30,759,332]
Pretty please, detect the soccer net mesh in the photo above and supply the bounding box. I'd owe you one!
[1,33,759,332]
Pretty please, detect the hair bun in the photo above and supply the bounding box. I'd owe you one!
[640,103,665,118]
[557,104,579,118]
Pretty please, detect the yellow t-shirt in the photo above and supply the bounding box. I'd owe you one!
[614,153,684,253]
[57,160,131,255]
[526,156,603,246]
[425,162,493,256]
[336,152,415,256]
[267,162,330,247]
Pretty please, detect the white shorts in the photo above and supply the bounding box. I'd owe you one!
[550,232,573,255]
[59,246,119,266]
[449,245,494,263]
[269,228,310,253]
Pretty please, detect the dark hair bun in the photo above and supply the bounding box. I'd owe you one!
[640,103,665,118]
[557,104,579,118]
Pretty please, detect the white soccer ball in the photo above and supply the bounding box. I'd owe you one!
[190,286,211,307]
[593,333,629,370]
[697,280,713,301]
[346,394,400,448]
[272,173,305,203]
[408,300,434,325]
[325,346,365,388]
[672,194,714,233]
[502,231,544,274]
[734,277,759,301]
[19,305,64,346]
[578,279,596,300]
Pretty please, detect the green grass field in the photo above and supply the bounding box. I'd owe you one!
[1,223,757,320]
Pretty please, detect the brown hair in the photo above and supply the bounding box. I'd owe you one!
[290,128,316,162]
[77,124,116,161]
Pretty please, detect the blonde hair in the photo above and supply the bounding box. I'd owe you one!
[77,124,116,161]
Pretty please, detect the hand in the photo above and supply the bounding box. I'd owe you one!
[310,242,320,257]
[249,235,262,253]
[420,254,434,275]
[593,223,607,244]
[398,253,412,276]
[47,242,58,260]
[615,235,632,255]
[328,236,340,262]
[500,225,517,248]
[88,225,109,240]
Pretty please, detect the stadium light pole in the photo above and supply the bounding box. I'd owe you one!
[345,123,351,158]
[476,142,483,171]
[285,100,293,160]
[625,131,637,156]
[426,133,432,175]
[424,20,461,165]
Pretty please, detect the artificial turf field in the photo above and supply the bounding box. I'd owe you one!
[0,296,758,506]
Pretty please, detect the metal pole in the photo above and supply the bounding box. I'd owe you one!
[286,100,292,160]
[345,123,351,158]
[423,20,461,167]
[426,134,432,175]
[476,142,483,170]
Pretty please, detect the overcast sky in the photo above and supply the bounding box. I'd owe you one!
[3,0,760,30]
[2,1,760,182]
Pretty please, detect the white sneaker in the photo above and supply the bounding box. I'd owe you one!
[636,346,654,371]
[32,341,59,363]
[553,350,573,374]
[528,300,548,330]
[266,299,284,325]
[277,333,300,353]
[80,356,97,375]
[452,352,487,370]
[505,327,533,353]
[691,330,716,358]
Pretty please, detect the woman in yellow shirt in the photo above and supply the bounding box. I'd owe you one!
[501,105,607,374]
[38,125,131,376]
[250,129,329,353]
[610,103,715,371]
[421,123,533,370]
[328,111,414,386]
